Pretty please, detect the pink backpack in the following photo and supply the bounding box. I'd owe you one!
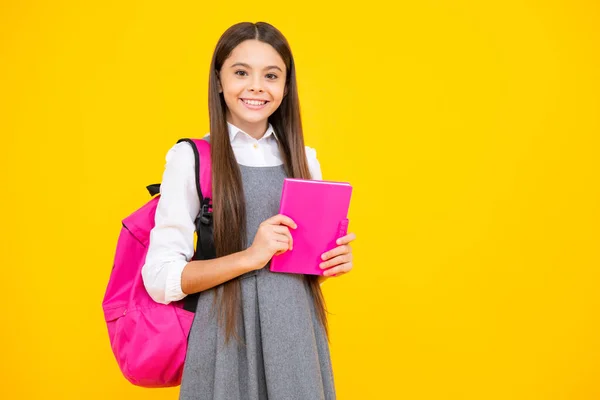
[102,138,213,387]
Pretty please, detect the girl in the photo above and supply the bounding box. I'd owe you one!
[142,21,356,400]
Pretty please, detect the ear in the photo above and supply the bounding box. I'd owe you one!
[283,85,288,97]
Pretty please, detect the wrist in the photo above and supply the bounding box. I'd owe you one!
[240,248,261,272]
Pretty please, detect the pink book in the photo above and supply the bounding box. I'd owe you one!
[270,178,353,275]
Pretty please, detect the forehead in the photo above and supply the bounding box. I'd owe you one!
[226,40,286,70]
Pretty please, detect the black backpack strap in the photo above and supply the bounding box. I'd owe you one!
[176,139,216,313]
[146,184,161,196]
[176,139,205,205]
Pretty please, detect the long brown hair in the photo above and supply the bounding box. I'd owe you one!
[208,22,329,344]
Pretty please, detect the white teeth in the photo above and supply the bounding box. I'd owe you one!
[243,99,267,106]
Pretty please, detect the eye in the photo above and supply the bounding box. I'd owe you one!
[266,73,278,80]
[235,70,248,76]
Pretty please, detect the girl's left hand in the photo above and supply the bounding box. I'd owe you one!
[319,233,356,277]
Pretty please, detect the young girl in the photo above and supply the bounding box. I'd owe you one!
[142,21,356,400]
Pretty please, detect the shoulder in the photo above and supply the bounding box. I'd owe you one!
[165,135,211,166]
[165,141,195,168]
[305,145,318,160]
[304,145,323,180]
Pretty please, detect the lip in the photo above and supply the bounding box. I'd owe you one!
[239,98,270,110]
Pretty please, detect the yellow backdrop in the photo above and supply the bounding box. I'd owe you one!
[2,0,600,399]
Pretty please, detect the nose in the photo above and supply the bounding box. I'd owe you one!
[248,75,264,93]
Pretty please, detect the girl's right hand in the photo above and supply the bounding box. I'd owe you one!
[245,214,297,270]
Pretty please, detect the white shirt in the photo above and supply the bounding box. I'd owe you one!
[141,122,323,304]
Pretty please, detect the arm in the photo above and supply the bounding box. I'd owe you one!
[142,141,294,303]
[142,142,257,304]
[182,212,297,293]
[180,250,256,294]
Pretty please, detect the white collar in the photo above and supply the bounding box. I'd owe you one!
[227,122,278,142]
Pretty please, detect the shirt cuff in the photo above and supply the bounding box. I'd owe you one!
[164,259,188,303]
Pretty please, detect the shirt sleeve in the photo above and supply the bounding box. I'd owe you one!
[141,141,200,304]
[305,146,323,180]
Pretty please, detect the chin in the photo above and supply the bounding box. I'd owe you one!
[238,109,271,122]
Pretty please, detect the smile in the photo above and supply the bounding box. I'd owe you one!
[240,98,269,110]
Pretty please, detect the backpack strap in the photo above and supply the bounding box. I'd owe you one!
[176,138,215,313]
[146,184,161,196]
[175,138,212,202]
[188,138,216,260]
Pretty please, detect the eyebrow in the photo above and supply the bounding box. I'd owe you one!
[229,62,283,72]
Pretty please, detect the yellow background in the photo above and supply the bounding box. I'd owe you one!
[1,0,600,399]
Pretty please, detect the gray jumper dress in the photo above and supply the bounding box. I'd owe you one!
[179,164,336,400]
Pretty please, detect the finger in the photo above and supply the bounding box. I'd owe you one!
[273,226,293,249]
[265,214,297,229]
[321,245,351,262]
[322,262,353,277]
[273,225,292,237]
[335,232,356,246]
[273,233,290,244]
[320,254,352,270]
[331,271,348,278]
[273,233,293,250]
[273,240,290,256]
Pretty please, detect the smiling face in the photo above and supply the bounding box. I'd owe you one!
[217,39,288,137]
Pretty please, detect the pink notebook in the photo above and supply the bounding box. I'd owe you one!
[270,178,353,275]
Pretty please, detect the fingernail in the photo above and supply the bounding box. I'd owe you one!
[336,239,342,245]
[321,254,326,260]
[319,263,325,269]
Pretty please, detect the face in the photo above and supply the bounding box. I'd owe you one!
[218,39,287,136]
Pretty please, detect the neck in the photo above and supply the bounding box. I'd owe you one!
[226,113,268,140]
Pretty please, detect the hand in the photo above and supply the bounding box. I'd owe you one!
[319,232,356,277]
[245,214,297,270]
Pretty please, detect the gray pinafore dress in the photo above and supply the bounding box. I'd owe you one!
[179,164,336,400]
